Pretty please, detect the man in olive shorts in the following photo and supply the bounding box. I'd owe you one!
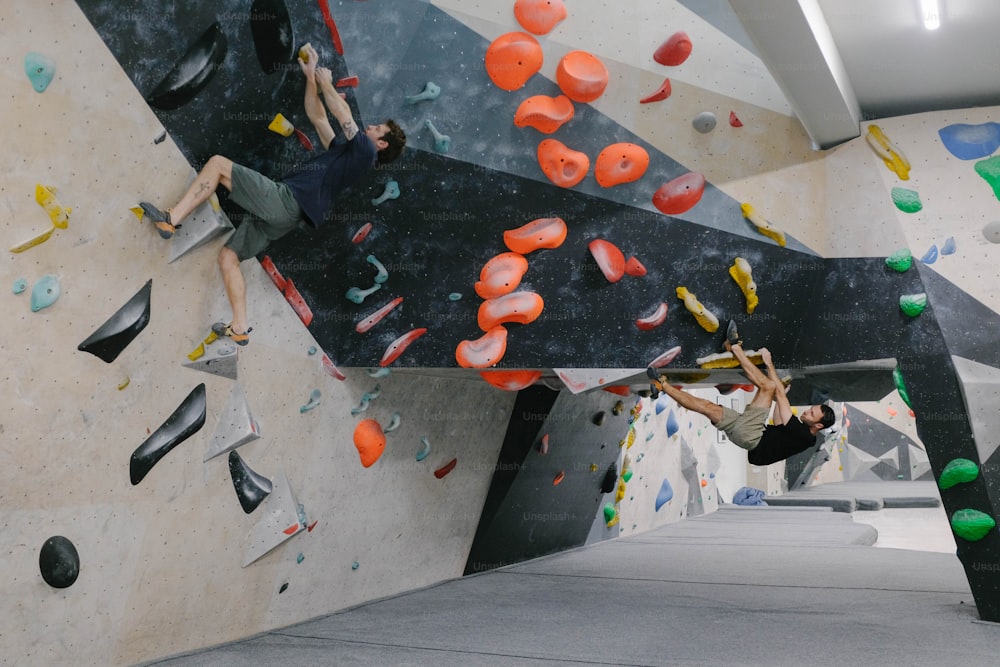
[651,343,835,465]
[138,44,405,345]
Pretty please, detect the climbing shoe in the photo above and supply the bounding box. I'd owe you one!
[212,322,252,346]
[725,319,742,348]
[139,202,180,239]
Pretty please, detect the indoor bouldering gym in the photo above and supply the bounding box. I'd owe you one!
[4,0,1000,665]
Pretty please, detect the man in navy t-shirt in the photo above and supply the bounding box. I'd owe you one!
[651,343,835,465]
[138,44,405,345]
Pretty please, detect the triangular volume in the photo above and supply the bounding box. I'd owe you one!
[243,472,304,567]
[183,340,238,380]
[205,383,261,461]
[78,279,152,363]
[878,447,900,470]
[908,444,933,480]
[167,191,233,264]
[951,356,1000,464]
[843,444,879,480]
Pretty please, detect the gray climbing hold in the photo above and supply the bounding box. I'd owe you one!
[692,111,717,133]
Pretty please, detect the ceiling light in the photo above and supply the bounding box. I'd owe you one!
[921,0,941,30]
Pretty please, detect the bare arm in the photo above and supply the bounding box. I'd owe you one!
[760,348,794,425]
[299,46,336,149]
[316,66,359,141]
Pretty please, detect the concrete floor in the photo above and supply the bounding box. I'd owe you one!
[147,497,996,667]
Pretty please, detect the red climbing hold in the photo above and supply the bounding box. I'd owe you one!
[729,110,743,127]
[283,524,300,536]
[480,369,542,391]
[556,50,609,103]
[335,75,359,88]
[649,345,682,368]
[588,239,626,283]
[456,326,509,368]
[353,419,386,468]
[652,172,705,215]
[475,252,529,299]
[514,0,567,35]
[351,222,373,244]
[260,257,313,326]
[485,32,543,91]
[514,94,575,134]
[602,385,632,396]
[379,328,427,367]
[537,139,590,188]
[552,471,565,485]
[434,458,457,479]
[636,303,668,331]
[654,31,692,66]
[624,256,647,277]
[321,354,346,380]
[503,217,568,254]
[294,128,314,151]
[316,0,344,55]
[539,433,550,454]
[595,143,649,187]
[355,297,403,334]
[640,78,672,104]
[478,292,544,331]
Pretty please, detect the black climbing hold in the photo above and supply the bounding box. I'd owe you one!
[592,411,606,426]
[229,450,273,513]
[250,0,296,74]
[600,462,618,493]
[147,23,228,110]
[39,536,80,588]
[130,384,207,485]
[279,582,288,594]
[78,279,152,363]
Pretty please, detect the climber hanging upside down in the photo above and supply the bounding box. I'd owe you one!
[137,44,406,346]
[648,325,835,465]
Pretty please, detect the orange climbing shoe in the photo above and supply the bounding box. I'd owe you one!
[139,202,180,239]
[212,322,252,346]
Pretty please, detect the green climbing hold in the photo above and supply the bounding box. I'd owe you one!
[623,469,633,483]
[893,366,912,409]
[939,458,979,490]
[899,293,927,317]
[974,155,1000,201]
[891,187,922,213]
[885,248,912,273]
[950,508,996,542]
[603,504,616,522]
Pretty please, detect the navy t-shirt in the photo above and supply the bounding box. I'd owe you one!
[747,416,817,466]
[281,132,376,228]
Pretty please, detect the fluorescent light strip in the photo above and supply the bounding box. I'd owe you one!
[922,0,940,30]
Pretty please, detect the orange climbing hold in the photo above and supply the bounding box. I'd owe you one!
[475,252,529,299]
[456,326,509,368]
[514,0,567,35]
[353,419,386,468]
[595,143,650,187]
[478,292,544,330]
[480,369,542,390]
[552,471,565,485]
[379,328,427,367]
[485,32,543,91]
[503,216,568,254]
[640,78,672,104]
[652,172,705,215]
[537,139,590,188]
[588,239,626,283]
[514,94,575,134]
[654,31,692,66]
[729,111,743,127]
[556,50,609,103]
[624,256,647,277]
[434,458,458,479]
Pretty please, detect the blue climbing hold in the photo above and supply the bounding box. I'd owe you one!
[920,244,938,264]
[31,274,61,311]
[655,478,674,511]
[941,236,956,255]
[25,52,56,92]
[655,395,669,415]
[938,122,1000,160]
[666,409,679,438]
[13,278,27,294]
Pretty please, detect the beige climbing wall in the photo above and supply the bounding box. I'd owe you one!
[2,3,515,665]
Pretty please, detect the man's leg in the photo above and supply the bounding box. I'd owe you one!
[170,155,234,224]
[217,246,249,340]
[729,343,776,409]
[658,383,725,425]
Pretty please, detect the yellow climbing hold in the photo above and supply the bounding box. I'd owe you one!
[298,43,312,63]
[590,463,599,472]
[36,184,70,229]
[187,343,206,361]
[696,349,764,369]
[729,257,758,314]
[268,113,295,137]
[616,479,626,503]
[740,203,786,247]
[9,226,55,253]
[118,376,131,390]
[676,286,719,333]
[129,206,145,221]
[865,124,910,180]
[625,428,636,449]
[203,330,219,345]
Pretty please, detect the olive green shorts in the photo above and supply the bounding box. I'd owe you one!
[225,163,305,261]
[714,405,770,450]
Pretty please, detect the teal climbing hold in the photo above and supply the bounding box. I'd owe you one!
[307,346,317,355]
[383,412,401,433]
[13,278,27,294]
[655,478,673,510]
[31,274,61,311]
[366,255,388,284]
[891,187,922,213]
[885,248,912,273]
[899,293,927,317]
[346,283,382,304]
[416,436,431,461]
[939,458,979,490]
[404,81,441,104]
[950,509,996,542]
[296,553,305,564]
[424,119,451,153]
[25,52,56,92]
[351,561,360,570]
[300,389,321,413]
[448,293,463,301]
[371,180,400,206]
[893,366,912,409]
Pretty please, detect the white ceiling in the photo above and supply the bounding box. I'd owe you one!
[715,0,1000,148]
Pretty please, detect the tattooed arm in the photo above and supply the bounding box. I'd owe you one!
[316,66,358,141]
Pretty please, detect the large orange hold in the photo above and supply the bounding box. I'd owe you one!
[537,139,590,188]
[514,95,575,134]
[353,419,386,468]
[485,32,543,91]
[654,32,692,66]
[478,291,544,331]
[595,143,650,187]
[514,0,567,35]
[480,369,543,390]
[652,172,705,215]
[504,217,568,254]
[588,239,626,283]
[475,252,529,299]
[456,326,509,368]
[556,50,609,103]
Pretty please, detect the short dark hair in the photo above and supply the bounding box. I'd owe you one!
[819,404,836,429]
[377,119,406,164]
